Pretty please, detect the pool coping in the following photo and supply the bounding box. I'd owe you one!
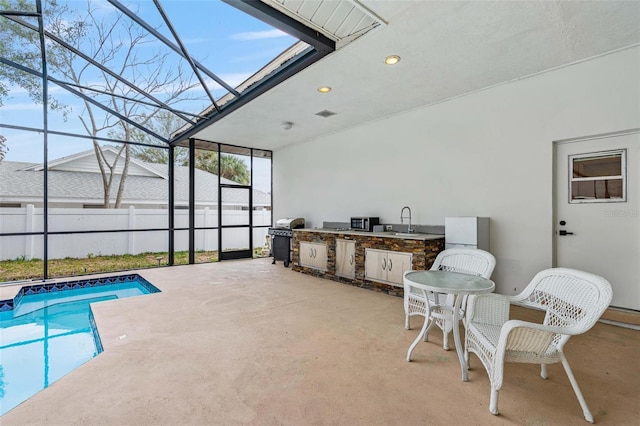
[0,274,159,312]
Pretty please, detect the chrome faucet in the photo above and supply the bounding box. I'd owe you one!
[400,206,414,233]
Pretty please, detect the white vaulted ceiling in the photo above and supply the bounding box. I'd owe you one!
[192,0,640,151]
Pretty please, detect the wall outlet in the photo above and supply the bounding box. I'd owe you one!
[385,225,393,231]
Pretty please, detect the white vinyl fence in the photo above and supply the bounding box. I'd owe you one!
[0,206,271,260]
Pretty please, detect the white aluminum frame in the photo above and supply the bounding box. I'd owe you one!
[568,149,627,203]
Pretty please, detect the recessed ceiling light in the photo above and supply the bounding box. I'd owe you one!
[384,55,401,65]
[280,121,293,130]
[317,86,332,93]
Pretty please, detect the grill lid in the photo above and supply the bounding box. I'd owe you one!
[274,217,305,229]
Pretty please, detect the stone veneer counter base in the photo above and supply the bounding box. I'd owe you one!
[292,229,445,296]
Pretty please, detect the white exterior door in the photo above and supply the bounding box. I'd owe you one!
[554,131,639,310]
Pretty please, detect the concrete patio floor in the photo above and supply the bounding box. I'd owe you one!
[2,258,638,425]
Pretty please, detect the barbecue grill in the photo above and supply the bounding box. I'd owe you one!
[268,217,305,267]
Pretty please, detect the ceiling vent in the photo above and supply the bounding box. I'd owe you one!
[315,110,337,118]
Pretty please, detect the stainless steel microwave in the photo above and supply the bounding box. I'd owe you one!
[350,217,380,232]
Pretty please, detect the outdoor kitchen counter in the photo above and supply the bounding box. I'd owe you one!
[291,229,445,296]
[296,228,445,240]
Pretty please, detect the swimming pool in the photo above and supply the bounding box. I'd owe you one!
[0,274,160,415]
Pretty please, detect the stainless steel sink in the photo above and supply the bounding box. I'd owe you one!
[395,232,419,237]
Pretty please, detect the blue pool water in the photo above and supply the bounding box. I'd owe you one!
[0,275,160,415]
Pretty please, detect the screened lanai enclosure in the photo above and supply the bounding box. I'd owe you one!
[0,0,336,282]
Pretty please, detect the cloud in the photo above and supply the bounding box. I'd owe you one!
[0,127,91,163]
[1,103,43,111]
[183,37,210,45]
[230,29,289,41]
[3,84,30,95]
[214,72,254,88]
[231,46,295,64]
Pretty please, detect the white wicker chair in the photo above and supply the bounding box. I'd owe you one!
[464,268,612,423]
[404,247,496,350]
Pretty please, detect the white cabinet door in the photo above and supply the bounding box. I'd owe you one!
[314,243,328,271]
[299,241,327,271]
[364,249,387,282]
[365,248,412,285]
[336,239,356,279]
[299,242,315,268]
[386,251,412,285]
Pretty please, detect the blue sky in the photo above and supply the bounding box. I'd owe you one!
[1,0,297,167]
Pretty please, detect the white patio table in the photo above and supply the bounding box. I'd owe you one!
[403,270,495,381]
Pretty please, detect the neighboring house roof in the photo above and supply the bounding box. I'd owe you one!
[23,147,169,179]
[0,147,271,207]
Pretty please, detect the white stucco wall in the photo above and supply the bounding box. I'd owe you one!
[273,46,640,295]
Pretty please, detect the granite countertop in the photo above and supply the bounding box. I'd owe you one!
[294,228,444,241]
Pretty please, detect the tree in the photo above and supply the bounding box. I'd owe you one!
[195,152,250,185]
[124,111,188,164]
[0,0,70,117]
[1,0,201,207]
[132,144,251,185]
[128,112,251,185]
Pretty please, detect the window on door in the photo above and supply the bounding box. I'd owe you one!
[569,149,626,203]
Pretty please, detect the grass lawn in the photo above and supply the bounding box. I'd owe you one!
[0,251,225,282]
